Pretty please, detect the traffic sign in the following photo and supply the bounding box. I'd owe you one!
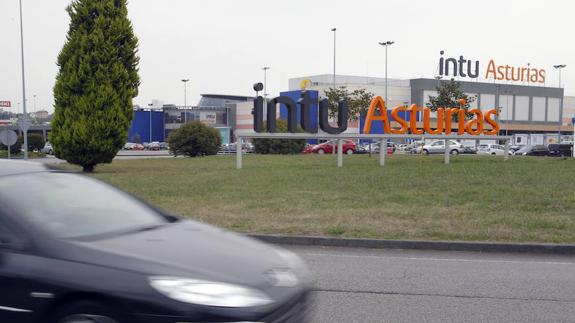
[0,129,18,146]
[0,101,11,108]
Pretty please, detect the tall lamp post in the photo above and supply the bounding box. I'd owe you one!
[378,41,394,105]
[181,79,190,123]
[148,103,153,143]
[553,64,566,143]
[19,0,29,159]
[331,28,336,89]
[262,67,270,98]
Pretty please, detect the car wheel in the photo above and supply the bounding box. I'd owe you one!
[491,152,496,156]
[317,149,325,154]
[54,301,121,323]
[422,149,429,155]
[450,149,459,156]
[346,149,354,155]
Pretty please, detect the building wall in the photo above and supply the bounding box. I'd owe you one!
[128,110,165,143]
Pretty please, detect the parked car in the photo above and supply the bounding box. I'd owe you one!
[123,142,135,150]
[311,140,356,154]
[148,141,161,151]
[159,142,169,150]
[132,143,145,150]
[477,144,512,156]
[41,142,53,155]
[303,143,314,154]
[462,146,477,154]
[548,144,573,157]
[515,145,549,156]
[0,161,312,323]
[414,140,463,155]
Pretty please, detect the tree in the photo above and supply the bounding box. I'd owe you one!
[426,79,477,120]
[324,87,374,121]
[132,133,140,143]
[167,121,222,157]
[51,0,140,172]
[252,119,306,154]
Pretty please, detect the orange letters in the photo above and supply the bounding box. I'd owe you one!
[362,97,501,136]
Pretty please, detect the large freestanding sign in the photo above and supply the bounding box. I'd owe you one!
[253,92,501,136]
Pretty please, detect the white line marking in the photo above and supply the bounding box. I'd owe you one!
[0,305,32,313]
[299,252,575,266]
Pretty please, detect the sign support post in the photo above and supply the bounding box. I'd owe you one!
[337,139,343,167]
[236,139,242,169]
[444,139,450,164]
[504,140,510,161]
[379,138,386,166]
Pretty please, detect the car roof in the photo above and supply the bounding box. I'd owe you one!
[0,160,50,177]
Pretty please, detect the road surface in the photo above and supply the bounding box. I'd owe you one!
[286,245,575,323]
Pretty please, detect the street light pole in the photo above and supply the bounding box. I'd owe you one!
[19,0,28,160]
[378,41,394,105]
[181,79,190,123]
[148,103,153,143]
[554,64,566,143]
[262,67,270,98]
[331,28,336,90]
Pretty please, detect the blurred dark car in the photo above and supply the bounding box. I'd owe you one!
[515,145,549,156]
[548,144,573,157]
[0,161,312,323]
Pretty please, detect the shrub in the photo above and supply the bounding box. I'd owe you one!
[253,119,306,154]
[168,121,222,157]
[26,133,45,152]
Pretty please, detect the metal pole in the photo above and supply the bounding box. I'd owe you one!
[558,68,562,143]
[19,0,28,160]
[444,139,450,164]
[332,28,336,90]
[385,44,388,104]
[379,138,386,166]
[182,79,189,123]
[337,139,343,167]
[504,139,510,161]
[236,139,242,169]
[262,67,269,98]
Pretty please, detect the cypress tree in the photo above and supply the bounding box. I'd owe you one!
[51,0,139,172]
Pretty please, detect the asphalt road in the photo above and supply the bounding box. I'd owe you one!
[286,245,575,323]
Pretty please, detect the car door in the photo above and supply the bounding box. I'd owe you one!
[430,141,444,153]
[0,220,35,323]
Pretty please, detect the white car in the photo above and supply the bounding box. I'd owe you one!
[477,144,512,156]
[415,140,463,155]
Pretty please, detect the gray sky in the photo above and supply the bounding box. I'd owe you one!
[0,0,573,113]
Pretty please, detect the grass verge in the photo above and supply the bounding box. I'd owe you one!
[60,154,575,243]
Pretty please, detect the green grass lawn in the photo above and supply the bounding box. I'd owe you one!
[64,154,575,243]
[0,151,46,159]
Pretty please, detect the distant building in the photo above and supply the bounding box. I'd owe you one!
[128,94,252,144]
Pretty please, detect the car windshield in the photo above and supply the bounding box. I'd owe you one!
[0,173,168,239]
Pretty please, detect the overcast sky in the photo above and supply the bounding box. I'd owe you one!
[0,0,573,113]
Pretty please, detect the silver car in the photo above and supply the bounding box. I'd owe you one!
[415,140,463,155]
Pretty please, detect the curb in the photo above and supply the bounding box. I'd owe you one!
[248,234,575,255]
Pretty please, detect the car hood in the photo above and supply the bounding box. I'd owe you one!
[58,220,308,291]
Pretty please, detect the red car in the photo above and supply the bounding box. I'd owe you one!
[311,140,356,154]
